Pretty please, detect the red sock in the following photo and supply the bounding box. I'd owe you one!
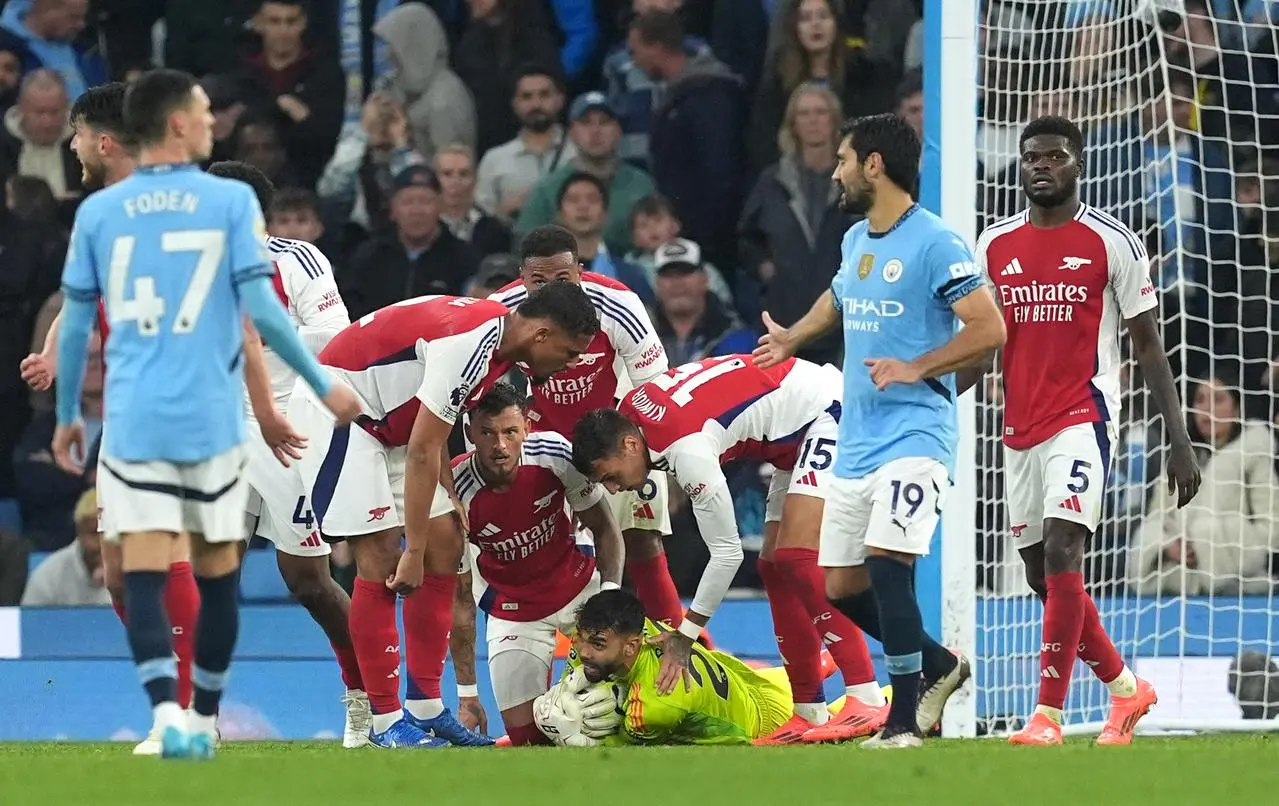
[331,642,365,691]
[773,547,876,686]
[1077,594,1125,684]
[110,595,126,625]
[627,554,683,627]
[164,562,199,710]
[1039,571,1087,709]
[757,556,823,703]
[349,578,402,714]
[506,722,553,746]
[402,572,454,701]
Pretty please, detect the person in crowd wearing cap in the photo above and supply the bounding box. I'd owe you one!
[475,64,576,224]
[629,10,748,274]
[515,90,655,256]
[650,238,755,367]
[553,171,651,303]
[337,164,480,319]
[20,487,111,606]
[434,142,511,258]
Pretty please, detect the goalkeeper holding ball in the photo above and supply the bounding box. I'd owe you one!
[534,589,794,745]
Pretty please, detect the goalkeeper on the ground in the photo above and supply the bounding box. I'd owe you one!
[533,589,794,745]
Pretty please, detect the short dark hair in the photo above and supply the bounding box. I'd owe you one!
[575,588,647,637]
[207,160,275,212]
[838,113,921,194]
[260,0,310,13]
[516,279,600,340]
[124,68,199,147]
[1018,115,1085,160]
[519,224,579,263]
[514,62,564,93]
[269,187,321,218]
[630,10,684,52]
[471,381,528,420]
[557,171,609,211]
[70,82,131,143]
[628,193,674,228]
[570,408,637,476]
[895,68,923,105]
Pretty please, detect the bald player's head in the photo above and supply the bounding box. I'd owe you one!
[18,69,69,146]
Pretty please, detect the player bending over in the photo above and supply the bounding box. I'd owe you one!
[533,588,793,745]
[971,115,1200,746]
[451,382,623,745]
[287,282,599,748]
[53,68,359,759]
[489,225,684,631]
[572,355,883,743]
[755,113,1006,748]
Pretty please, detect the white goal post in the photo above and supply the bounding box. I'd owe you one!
[932,0,1279,737]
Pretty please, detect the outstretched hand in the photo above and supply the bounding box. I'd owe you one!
[752,312,796,369]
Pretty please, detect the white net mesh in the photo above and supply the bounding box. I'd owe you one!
[973,0,1279,732]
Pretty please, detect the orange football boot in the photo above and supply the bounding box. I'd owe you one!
[753,714,817,746]
[801,697,888,743]
[1008,712,1063,745]
[1096,678,1157,746]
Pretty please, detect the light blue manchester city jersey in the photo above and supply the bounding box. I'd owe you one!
[831,205,982,478]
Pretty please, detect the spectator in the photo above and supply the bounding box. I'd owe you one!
[474,64,576,223]
[230,114,303,190]
[339,164,479,318]
[629,10,748,274]
[895,67,922,142]
[1129,373,1279,596]
[20,488,111,606]
[602,0,713,164]
[543,0,601,86]
[317,92,424,241]
[738,82,850,367]
[0,0,105,101]
[515,91,655,255]
[466,252,521,298]
[0,69,81,223]
[267,186,343,259]
[624,193,734,307]
[452,0,560,156]
[0,46,22,112]
[233,0,345,188]
[434,143,512,257]
[710,0,772,100]
[553,171,649,296]
[1235,208,1279,394]
[649,238,755,366]
[0,530,27,605]
[161,1,257,78]
[747,0,895,171]
[12,327,99,551]
[373,2,477,162]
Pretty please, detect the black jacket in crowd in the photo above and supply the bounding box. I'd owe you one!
[338,227,480,320]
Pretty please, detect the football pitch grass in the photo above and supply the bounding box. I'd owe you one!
[1,735,1276,805]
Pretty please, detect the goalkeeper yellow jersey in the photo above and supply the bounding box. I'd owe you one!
[567,619,793,745]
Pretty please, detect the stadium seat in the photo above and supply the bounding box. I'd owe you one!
[238,549,291,603]
[0,498,21,534]
[28,551,49,578]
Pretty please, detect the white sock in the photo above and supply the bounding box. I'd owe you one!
[153,701,185,734]
[188,712,218,738]
[1033,705,1063,725]
[846,682,887,707]
[405,697,445,721]
[794,702,829,725]
[371,709,403,735]
[1106,666,1138,698]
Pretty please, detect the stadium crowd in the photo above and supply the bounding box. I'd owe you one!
[0,0,1275,608]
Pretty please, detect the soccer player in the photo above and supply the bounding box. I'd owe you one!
[52,68,360,759]
[286,281,598,748]
[203,160,373,748]
[451,382,623,745]
[754,113,1006,748]
[534,588,794,745]
[973,115,1200,746]
[571,355,885,743]
[488,225,684,630]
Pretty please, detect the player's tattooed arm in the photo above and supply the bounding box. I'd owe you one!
[578,499,624,586]
[451,570,487,733]
[1126,310,1201,508]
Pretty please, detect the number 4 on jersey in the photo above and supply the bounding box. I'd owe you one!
[107,230,226,335]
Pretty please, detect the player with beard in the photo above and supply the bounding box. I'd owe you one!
[970,116,1199,746]
[450,382,622,746]
[755,113,1005,747]
[18,84,300,755]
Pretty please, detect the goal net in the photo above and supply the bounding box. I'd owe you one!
[973,0,1279,733]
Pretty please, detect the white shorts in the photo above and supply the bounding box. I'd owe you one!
[818,457,950,567]
[97,445,249,543]
[486,575,600,711]
[243,418,330,558]
[605,470,671,534]
[1005,422,1114,550]
[288,389,452,539]
[764,408,839,524]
